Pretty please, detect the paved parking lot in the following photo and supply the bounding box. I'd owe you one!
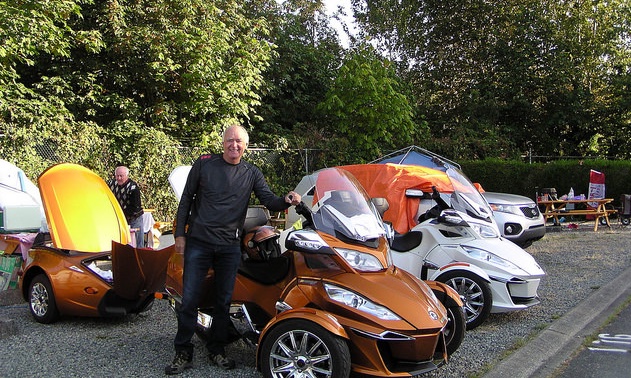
[2,228,631,377]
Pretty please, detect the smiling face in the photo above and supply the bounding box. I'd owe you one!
[222,125,249,164]
[114,166,129,186]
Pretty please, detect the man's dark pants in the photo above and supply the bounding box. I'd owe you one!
[173,238,241,356]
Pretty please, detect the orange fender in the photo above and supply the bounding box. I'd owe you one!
[425,280,464,308]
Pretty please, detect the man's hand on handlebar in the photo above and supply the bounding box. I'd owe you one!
[285,191,301,206]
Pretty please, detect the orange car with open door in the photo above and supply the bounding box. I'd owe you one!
[18,163,174,323]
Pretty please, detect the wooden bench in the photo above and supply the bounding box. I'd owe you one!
[539,198,614,231]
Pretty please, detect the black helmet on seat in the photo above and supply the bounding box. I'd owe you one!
[243,225,280,261]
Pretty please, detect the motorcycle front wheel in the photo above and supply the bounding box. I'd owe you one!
[439,270,492,330]
[260,319,350,378]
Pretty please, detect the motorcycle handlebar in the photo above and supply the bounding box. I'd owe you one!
[429,186,451,211]
[295,201,308,216]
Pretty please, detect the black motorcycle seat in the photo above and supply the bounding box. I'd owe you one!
[239,256,290,285]
[391,231,422,252]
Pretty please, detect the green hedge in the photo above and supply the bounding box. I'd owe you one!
[460,159,631,207]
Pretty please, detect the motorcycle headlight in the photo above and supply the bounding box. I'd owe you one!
[335,248,385,272]
[470,222,499,238]
[324,283,400,320]
[462,245,521,271]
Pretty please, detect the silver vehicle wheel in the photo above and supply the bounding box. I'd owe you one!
[29,274,59,324]
[261,319,350,378]
[31,282,48,316]
[440,271,492,330]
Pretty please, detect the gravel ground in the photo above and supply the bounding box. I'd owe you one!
[1,225,631,378]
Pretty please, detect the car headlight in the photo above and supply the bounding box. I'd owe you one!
[324,283,400,320]
[462,245,521,271]
[470,222,499,238]
[490,203,522,215]
[335,248,385,272]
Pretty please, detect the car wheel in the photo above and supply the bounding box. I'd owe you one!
[443,305,466,356]
[438,271,492,330]
[622,217,631,226]
[29,274,60,324]
[260,319,350,378]
[599,217,609,226]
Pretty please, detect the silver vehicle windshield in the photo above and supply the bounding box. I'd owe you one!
[310,168,386,243]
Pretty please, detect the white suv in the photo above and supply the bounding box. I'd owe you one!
[482,191,546,248]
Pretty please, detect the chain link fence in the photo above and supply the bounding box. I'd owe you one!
[26,140,330,221]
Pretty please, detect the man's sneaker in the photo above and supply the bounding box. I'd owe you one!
[210,353,236,370]
[165,351,193,375]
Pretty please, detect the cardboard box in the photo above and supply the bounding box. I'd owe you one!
[0,254,22,291]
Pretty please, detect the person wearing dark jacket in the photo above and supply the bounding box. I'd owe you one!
[108,165,144,248]
[165,124,301,374]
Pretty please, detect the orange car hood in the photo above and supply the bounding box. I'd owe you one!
[38,163,129,252]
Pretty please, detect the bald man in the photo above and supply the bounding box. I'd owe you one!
[108,165,144,248]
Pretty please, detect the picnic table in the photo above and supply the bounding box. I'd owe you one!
[538,198,615,231]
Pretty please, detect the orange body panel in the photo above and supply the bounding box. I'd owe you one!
[38,163,129,252]
[165,249,185,295]
[232,274,287,316]
[25,248,112,317]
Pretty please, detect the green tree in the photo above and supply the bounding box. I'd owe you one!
[248,0,344,147]
[351,0,631,160]
[0,0,108,176]
[246,0,346,184]
[0,0,276,220]
[318,44,421,162]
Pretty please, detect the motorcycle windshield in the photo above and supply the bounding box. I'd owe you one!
[445,167,493,221]
[311,168,386,243]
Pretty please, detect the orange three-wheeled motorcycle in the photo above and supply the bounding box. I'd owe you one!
[162,167,464,377]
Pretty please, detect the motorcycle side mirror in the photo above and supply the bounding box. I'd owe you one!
[405,189,433,199]
[405,189,424,198]
[371,197,389,217]
[437,210,469,226]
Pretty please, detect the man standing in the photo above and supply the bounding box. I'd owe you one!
[165,124,300,374]
[108,165,145,248]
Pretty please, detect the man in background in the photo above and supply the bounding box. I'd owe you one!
[108,165,144,248]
